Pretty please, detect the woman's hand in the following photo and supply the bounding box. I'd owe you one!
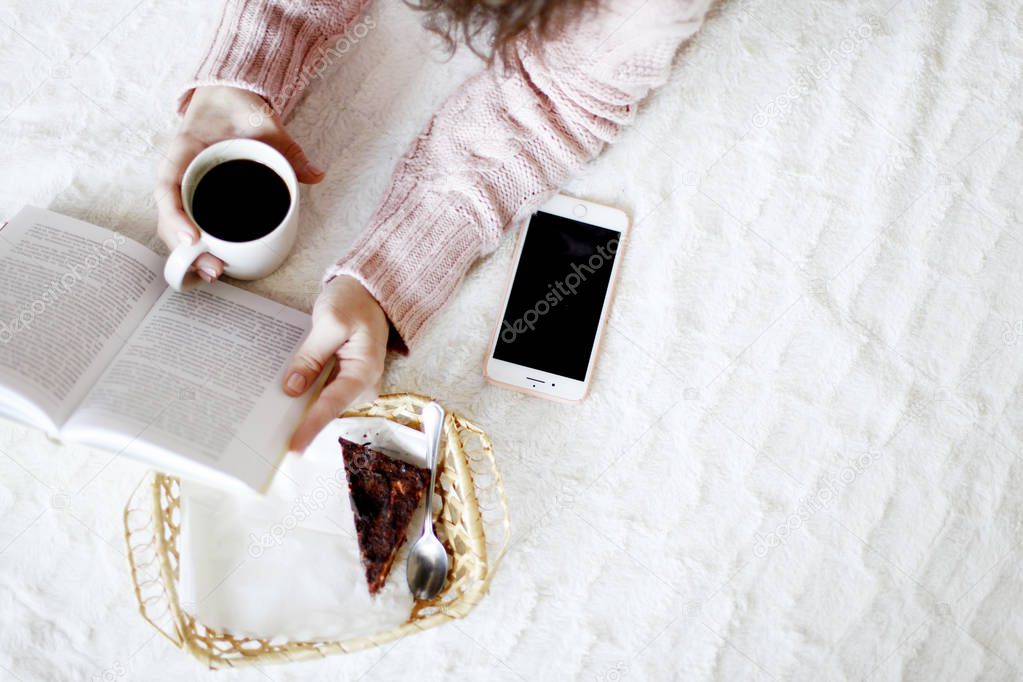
[284,275,390,452]
[154,85,325,282]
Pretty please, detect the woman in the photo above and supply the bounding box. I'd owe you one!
[155,0,712,452]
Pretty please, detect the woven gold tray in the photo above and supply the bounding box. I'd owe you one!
[123,393,510,669]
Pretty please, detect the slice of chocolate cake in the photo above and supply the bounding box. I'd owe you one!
[340,437,431,595]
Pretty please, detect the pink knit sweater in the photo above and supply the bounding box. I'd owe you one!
[181,0,712,350]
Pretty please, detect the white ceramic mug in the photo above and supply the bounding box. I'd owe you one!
[163,139,300,291]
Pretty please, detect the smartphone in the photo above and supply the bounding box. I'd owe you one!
[484,194,628,402]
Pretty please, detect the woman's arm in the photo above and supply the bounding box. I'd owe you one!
[179,0,372,118]
[327,0,714,350]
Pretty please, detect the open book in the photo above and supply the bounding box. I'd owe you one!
[0,206,320,493]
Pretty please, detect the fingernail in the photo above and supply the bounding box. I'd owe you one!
[286,373,306,393]
[199,265,218,280]
[307,162,325,176]
[197,270,213,284]
[178,230,195,245]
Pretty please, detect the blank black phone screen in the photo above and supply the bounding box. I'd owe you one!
[492,211,621,380]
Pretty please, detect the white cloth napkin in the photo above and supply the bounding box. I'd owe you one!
[178,417,428,641]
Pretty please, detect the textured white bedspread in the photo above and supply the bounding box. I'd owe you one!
[1,0,1022,679]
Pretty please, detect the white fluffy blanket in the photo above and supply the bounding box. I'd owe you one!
[1,0,1021,679]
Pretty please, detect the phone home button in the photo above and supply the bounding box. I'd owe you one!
[573,204,587,218]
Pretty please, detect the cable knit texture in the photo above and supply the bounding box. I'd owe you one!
[185,0,713,349]
[180,0,371,117]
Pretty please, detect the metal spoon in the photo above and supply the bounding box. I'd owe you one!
[406,401,449,600]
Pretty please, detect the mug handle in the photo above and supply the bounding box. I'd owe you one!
[164,240,212,291]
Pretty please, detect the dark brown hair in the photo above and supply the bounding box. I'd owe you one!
[407,0,596,63]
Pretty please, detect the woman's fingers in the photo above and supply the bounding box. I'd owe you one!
[285,318,386,452]
[155,133,208,251]
[154,180,198,250]
[288,356,380,453]
[260,129,325,184]
[284,276,391,453]
[283,318,349,397]
[193,252,225,283]
[155,179,225,284]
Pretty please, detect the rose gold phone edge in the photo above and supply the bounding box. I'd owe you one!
[482,194,629,403]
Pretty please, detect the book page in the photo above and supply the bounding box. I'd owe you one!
[0,206,166,429]
[63,281,313,491]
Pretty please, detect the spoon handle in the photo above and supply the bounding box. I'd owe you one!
[421,401,445,536]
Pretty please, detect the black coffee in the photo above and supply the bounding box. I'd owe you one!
[190,159,291,242]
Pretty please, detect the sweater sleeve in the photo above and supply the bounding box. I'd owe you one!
[179,0,371,117]
[325,0,714,351]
